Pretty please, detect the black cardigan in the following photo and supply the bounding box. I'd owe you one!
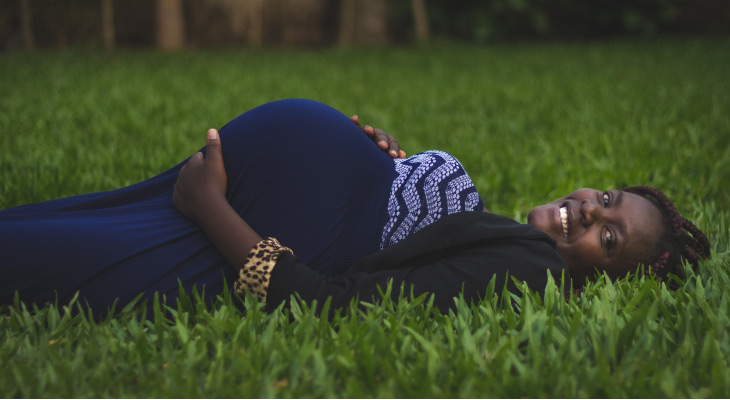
[266,211,569,314]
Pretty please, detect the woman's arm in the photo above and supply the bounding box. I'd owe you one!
[172,119,402,267]
[173,129,261,267]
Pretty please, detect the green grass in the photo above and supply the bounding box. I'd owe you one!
[1,38,729,397]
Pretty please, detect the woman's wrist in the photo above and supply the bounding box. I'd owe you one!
[195,196,263,268]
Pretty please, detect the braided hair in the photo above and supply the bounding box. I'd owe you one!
[622,186,711,284]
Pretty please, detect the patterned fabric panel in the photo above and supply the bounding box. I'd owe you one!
[380,151,483,249]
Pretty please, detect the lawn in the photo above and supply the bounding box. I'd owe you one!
[1,38,729,397]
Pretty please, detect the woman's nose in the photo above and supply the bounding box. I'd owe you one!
[580,199,602,226]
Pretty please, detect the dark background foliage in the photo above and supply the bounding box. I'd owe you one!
[421,0,729,43]
[1,0,728,50]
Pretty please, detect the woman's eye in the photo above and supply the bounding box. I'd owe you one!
[605,229,613,247]
[602,192,610,207]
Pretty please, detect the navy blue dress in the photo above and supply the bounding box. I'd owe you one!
[0,99,483,312]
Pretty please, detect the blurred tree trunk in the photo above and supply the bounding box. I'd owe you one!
[338,0,355,46]
[101,0,115,50]
[339,0,388,46]
[19,0,34,49]
[281,0,325,46]
[411,0,429,42]
[248,0,263,47]
[156,0,185,50]
[354,0,388,44]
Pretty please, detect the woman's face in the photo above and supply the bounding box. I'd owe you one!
[528,188,664,283]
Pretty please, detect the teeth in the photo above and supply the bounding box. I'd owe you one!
[559,206,569,238]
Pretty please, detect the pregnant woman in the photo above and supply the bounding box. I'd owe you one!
[0,99,710,314]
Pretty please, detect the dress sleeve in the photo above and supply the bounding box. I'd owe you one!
[253,244,567,313]
[234,237,382,308]
[236,237,471,312]
[239,239,564,315]
[265,253,480,314]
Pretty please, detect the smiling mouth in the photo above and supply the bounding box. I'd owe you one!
[559,205,569,238]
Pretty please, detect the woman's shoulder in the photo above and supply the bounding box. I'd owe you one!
[420,211,557,245]
[355,211,566,273]
[348,210,569,302]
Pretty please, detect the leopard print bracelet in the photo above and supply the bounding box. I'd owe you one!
[234,237,293,302]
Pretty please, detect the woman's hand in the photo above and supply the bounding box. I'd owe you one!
[350,115,406,159]
[173,129,228,222]
[174,128,264,267]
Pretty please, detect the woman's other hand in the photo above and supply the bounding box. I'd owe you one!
[350,115,406,159]
[173,129,228,222]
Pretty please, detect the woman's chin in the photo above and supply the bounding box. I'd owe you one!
[526,206,545,232]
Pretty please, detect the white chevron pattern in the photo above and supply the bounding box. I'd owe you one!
[380,151,483,249]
